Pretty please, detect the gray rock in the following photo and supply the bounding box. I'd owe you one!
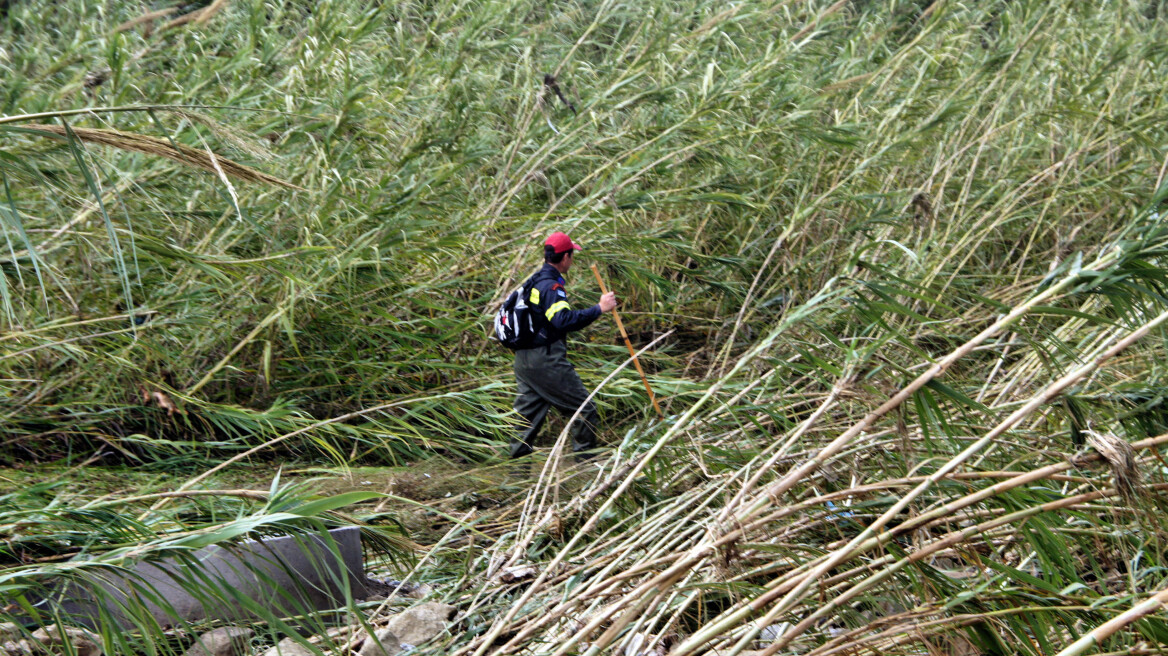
[0,625,19,641]
[261,637,316,656]
[1,639,33,656]
[383,602,455,646]
[30,626,102,656]
[184,627,254,656]
[39,527,367,629]
[357,629,400,656]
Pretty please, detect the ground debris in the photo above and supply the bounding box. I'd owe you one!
[261,637,315,656]
[29,626,102,656]
[383,602,456,645]
[183,627,253,656]
[356,629,401,656]
[497,565,538,583]
[362,578,429,600]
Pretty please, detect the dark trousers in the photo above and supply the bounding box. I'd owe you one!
[511,340,599,458]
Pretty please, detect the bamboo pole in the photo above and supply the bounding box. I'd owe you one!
[591,263,664,419]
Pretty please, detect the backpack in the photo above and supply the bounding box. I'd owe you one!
[493,278,540,350]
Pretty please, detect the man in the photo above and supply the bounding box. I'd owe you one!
[511,231,617,459]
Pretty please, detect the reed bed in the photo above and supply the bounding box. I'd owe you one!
[3,0,1168,654]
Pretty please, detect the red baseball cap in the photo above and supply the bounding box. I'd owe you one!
[545,231,583,254]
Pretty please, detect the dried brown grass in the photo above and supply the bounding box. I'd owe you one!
[1085,429,1141,499]
[20,123,302,190]
[160,0,230,32]
[113,7,179,34]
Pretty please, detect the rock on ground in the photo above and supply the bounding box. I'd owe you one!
[497,565,538,583]
[0,623,28,656]
[184,627,254,656]
[30,626,102,656]
[356,629,401,656]
[383,602,456,646]
[1,639,33,656]
[261,637,317,656]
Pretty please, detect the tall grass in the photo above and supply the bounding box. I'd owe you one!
[4,0,1168,654]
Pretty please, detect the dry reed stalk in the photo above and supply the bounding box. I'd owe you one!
[719,436,1168,603]
[1085,429,1141,499]
[19,124,301,190]
[716,480,1168,656]
[495,443,1165,656]
[481,466,718,651]
[809,606,1097,656]
[790,0,848,42]
[194,0,230,26]
[159,0,230,32]
[546,397,1168,656]
[818,72,875,94]
[698,311,1168,656]
[1056,581,1168,656]
[528,504,716,654]
[739,452,1162,651]
[556,262,1106,656]
[114,7,179,33]
[735,247,1125,528]
[80,489,269,508]
[466,310,808,656]
[495,332,675,582]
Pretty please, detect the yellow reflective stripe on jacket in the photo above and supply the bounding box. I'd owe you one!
[545,300,570,321]
[530,288,540,305]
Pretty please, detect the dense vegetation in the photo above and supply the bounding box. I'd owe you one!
[4,0,1168,654]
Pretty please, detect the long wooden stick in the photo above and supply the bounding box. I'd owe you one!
[591,263,664,419]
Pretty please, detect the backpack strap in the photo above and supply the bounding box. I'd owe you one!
[521,275,538,304]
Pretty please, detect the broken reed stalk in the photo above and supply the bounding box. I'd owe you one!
[524,253,1114,656]
[686,309,1168,656]
[1056,582,1168,656]
[0,105,313,127]
[716,434,1168,603]
[533,439,1168,656]
[16,124,302,190]
[481,420,1158,653]
[590,263,663,418]
[509,331,675,570]
[466,288,829,656]
[113,7,179,33]
[159,0,230,32]
[738,244,1124,527]
[518,296,1168,656]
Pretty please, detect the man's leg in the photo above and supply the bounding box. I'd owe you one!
[555,368,600,454]
[517,342,600,455]
[534,353,599,453]
[511,377,550,458]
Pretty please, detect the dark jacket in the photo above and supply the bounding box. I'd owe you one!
[523,263,601,348]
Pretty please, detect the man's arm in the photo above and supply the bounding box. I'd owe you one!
[542,283,602,333]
